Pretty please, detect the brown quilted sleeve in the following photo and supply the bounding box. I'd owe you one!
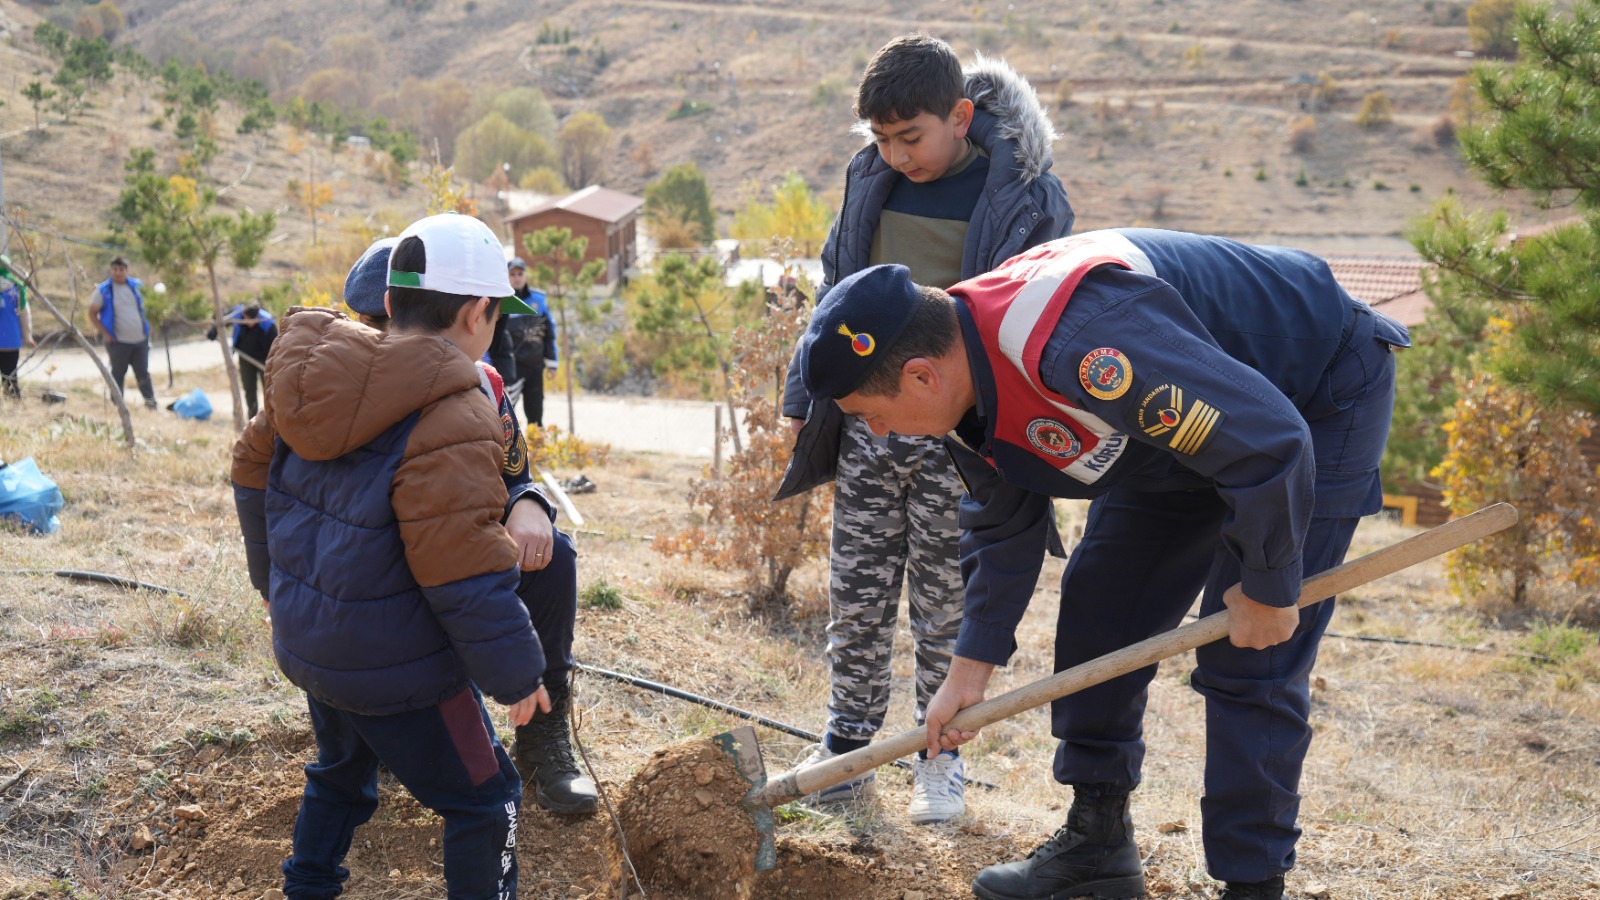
[391,389,518,587]
[231,410,279,490]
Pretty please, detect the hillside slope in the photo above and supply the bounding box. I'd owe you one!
[0,3,433,311]
[107,0,1555,252]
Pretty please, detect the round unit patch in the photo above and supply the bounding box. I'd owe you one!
[1079,348,1133,401]
[1026,418,1082,459]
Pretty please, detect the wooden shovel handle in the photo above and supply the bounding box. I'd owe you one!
[758,502,1517,806]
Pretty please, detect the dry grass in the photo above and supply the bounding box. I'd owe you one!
[3,372,1600,897]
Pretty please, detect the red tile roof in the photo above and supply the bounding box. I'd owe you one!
[1321,255,1433,326]
[504,185,644,225]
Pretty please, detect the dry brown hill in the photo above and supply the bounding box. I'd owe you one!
[106,0,1558,253]
[0,0,1564,323]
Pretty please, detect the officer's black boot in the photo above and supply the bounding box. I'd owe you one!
[971,787,1145,900]
[511,682,598,815]
[1218,876,1285,900]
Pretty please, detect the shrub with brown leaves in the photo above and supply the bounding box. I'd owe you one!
[1434,322,1600,618]
[655,248,832,615]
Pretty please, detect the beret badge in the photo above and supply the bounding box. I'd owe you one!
[838,323,876,357]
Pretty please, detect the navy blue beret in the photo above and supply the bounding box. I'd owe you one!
[343,237,399,317]
[800,263,920,399]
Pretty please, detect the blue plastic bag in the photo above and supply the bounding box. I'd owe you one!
[0,457,64,534]
[172,388,213,421]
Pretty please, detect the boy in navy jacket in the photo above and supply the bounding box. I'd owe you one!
[232,214,553,899]
[779,32,1073,826]
[342,236,597,817]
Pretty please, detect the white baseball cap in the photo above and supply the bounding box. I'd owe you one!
[387,213,535,314]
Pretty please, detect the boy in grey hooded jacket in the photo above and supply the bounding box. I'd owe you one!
[778,33,1073,824]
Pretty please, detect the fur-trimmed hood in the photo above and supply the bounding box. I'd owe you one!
[851,52,1060,184]
[962,53,1059,183]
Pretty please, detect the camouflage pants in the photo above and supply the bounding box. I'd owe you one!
[825,417,965,742]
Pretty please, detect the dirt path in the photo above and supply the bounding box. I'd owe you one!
[19,338,747,458]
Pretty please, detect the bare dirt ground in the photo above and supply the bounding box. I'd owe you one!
[3,369,1600,899]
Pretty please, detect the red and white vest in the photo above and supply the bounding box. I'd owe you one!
[953,230,1158,486]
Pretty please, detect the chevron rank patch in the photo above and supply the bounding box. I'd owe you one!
[1134,373,1226,456]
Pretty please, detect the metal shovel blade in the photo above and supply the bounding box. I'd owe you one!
[712,725,777,871]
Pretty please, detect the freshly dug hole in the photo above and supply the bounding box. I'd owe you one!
[608,737,760,898]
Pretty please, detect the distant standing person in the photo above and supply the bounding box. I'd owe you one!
[88,256,157,409]
[0,255,34,400]
[208,303,277,419]
[504,257,559,427]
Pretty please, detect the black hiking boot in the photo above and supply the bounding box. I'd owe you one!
[1219,876,1285,900]
[971,788,1145,899]
[511,683,598,815]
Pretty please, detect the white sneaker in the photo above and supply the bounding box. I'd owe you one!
[795,743,875,802]
[908,751,966,824]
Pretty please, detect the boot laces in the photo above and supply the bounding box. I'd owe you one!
[1028,821,1088,860]
[526,713,581,776]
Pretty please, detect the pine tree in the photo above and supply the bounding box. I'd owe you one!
[1407,0,1600,417]
[629,252,757,451]
[21,81,54,131]
[1400,0,1600,607]
[522,227,607,435]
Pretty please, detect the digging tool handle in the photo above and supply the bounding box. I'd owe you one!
[758,502,1517,806]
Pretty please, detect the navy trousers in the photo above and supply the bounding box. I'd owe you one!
[283,689,522,900]
[1049,307,1400,882]
[519,529,577,692]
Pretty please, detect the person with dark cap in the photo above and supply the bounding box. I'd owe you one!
[207,302,277,418]
[87,256,157,409]
[503,257,558,427]
[795,229,1409,900]
[342,235,597,817]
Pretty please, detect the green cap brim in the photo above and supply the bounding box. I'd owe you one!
[500,294,536,315]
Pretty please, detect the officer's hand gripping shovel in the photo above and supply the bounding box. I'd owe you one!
[715,502,1518,872]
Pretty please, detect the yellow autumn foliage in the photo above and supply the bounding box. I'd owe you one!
[1433,322,1600,617]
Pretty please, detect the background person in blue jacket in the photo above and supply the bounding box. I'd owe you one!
[231,214,553,899]
[504,258,558,427]
[777,33,1074,826]
[0,256,33,400]
[207,303,277,418]
[87,256,157,409]
[796,230,1409,900]
[343,236,597,816]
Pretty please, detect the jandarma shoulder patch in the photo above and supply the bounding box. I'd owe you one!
[1134,372,1227,456]
[1079,348,1133,401]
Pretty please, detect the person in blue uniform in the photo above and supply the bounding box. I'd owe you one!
[795,229,1410,900]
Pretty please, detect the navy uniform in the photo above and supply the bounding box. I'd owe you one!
[798,229,1409,897]
[943,229,1409,895]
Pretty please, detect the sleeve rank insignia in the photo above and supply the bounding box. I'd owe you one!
[1135,372,1226,456]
